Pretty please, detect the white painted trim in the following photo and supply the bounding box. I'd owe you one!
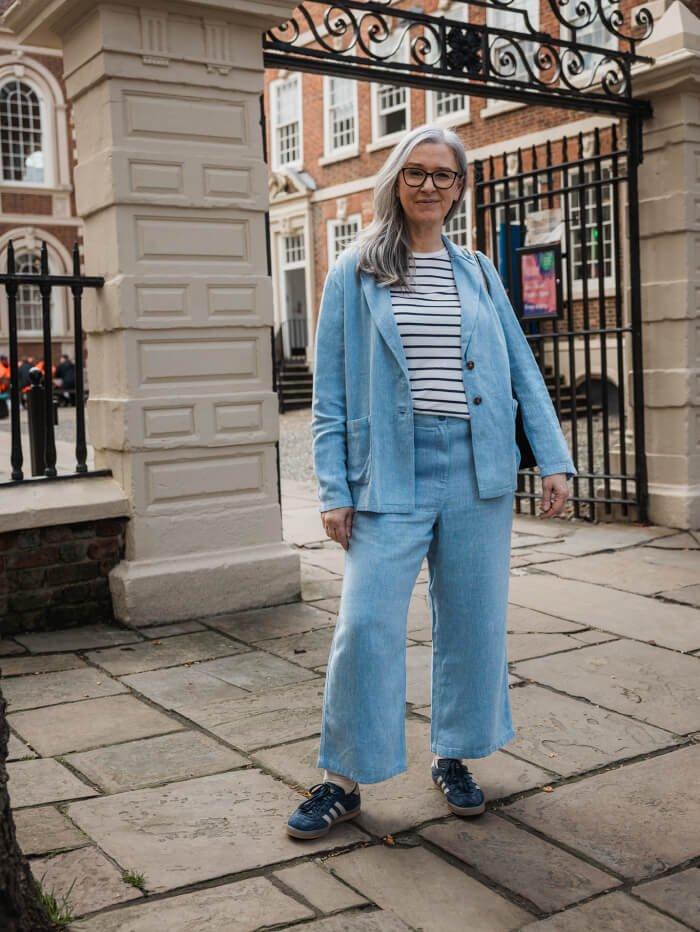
[323,73,359,160]
[327,213,362,265]
[0,476,128,534]
[0,54,71,189]
[312,113,618,203]
[269,74,304,173]
[369,28,411,147]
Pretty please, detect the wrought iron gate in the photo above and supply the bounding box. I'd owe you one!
[262,0,655,522]
[474,124,647,521]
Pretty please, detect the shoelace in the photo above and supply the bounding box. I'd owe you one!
[299,782,336,813]
[443,759,479,793]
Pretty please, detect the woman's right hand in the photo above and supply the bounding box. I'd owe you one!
[321,506,354,551]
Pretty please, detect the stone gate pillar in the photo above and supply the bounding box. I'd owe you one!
[4,0,301,623]
[636,1,700,529]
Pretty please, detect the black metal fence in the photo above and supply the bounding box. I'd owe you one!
[0,240,108,484]
[474,124,647,523]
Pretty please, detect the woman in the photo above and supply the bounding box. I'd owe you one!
[287,125,576,840]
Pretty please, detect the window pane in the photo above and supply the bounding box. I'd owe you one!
[15,253,44,332]
[0,80,44,183]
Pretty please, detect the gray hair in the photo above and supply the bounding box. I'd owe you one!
[353,124,468,290]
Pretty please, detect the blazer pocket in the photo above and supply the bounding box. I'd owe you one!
[346,414,371,483]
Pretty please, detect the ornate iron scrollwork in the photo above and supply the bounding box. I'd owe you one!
[263,0,654,117]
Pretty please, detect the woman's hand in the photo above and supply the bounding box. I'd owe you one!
[321,506,355,550]
[539,474,570,519]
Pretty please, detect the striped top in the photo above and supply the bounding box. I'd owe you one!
[390,246,470,420]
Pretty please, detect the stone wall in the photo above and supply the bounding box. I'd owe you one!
[0,517,126,634]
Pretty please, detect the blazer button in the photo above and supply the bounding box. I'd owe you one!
[466,360,475,369]
[473,396,482,405]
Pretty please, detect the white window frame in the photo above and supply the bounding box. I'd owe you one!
[482,0,539,116]
[444,192,472,250]
[566,162,616,298]
[322,76,359,163]
[327,214,362,264]
[269,74,303,172]
[368,29,411,150]
[426,4,471,127]
[0,76,53,188]
[559,0,619,89]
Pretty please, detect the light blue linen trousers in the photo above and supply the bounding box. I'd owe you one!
[316,411,516,784]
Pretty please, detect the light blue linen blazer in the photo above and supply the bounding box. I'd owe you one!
[311,232,577,513]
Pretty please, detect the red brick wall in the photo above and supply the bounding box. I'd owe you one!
[0,517,127,634]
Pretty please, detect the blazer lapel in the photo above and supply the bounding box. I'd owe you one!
[359,233,484,383]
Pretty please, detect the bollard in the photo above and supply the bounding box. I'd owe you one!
[26,367,46,476]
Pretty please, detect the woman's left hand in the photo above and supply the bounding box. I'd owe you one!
[539,474,570,519]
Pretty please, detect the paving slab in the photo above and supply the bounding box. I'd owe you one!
[70,875,313,931]
[255,626,335,669]
[632,868,700,929]
[31,846,143,917]
[512,522,677,556]
[421,812,620,912]
[660,583,700,608]
[7,731,35,761]
[508,575,700,651]
[14,805,88,856]
[270,912,414,932]
[86,631,248,676]
[64,730,247,793]
[0,653,86,677]
[9,694,182,756]
[7,758,98,808]
[195,678,327,751]
[3,666,126,712]
[121,664,249,716]
[206,600,336,643]
[519,890,688,930]
[301,546,347,576]
[275,861,369,914]
[14,624,141,654]
[327,844,531,931]
[512,639,700,734]
[507,633,582,662]
[196,649,318,692]
[255,719,552,836]
[67,769,366,894]
[406,644,432,706]
[507,684,681,776]
[507,606,586,635]
[0,639,25,656]
[566,629,618,645]
[504,745,700,881]
[301,575,344,601]
[539,548,700,595]
[139,620,206,638]
[643,531,699,550]
[283,505,333,546]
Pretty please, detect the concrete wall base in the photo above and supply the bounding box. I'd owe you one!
[109,542,301,627]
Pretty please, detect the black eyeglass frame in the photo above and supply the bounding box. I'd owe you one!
[400,167,464,189]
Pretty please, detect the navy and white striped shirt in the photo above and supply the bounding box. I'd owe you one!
[390,246,470,420]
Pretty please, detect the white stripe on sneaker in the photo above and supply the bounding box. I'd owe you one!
[335,801,346,815]
[322,813,332,824]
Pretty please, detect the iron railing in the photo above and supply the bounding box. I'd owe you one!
[0,240,108,484]
[475,125,647,522]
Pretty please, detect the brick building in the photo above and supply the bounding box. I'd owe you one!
[0,0,81,361]
[262,0,662,417]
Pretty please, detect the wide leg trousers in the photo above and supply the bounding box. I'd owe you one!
[316,412,517,784]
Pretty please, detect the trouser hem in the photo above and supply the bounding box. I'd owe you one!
[430,727,517,759]
[316,755,408,785]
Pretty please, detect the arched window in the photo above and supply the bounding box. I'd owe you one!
[15,252,45,333]
[0,80,44,184]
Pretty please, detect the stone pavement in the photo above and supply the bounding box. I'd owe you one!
[2,477,699,930]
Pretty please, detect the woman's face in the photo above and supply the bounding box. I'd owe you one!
[396,141,465,230]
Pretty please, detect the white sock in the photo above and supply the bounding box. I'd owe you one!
[323,769,358,794]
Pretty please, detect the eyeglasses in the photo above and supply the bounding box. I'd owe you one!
[400,167,463,189]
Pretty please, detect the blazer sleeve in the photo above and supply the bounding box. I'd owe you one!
[476,251,578,481]
[311,266,355,512]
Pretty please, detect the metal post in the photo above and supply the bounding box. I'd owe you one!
[26,367,46,476]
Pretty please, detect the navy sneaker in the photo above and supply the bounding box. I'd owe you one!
[432,758,486,816]
[287,781,361,839]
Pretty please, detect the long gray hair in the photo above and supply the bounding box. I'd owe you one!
[354,124,468,290]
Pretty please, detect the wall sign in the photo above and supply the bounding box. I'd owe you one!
[517,243,563,321]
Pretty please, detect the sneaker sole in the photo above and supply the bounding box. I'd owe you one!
[433,780,486,816]
[286,806,362,839]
